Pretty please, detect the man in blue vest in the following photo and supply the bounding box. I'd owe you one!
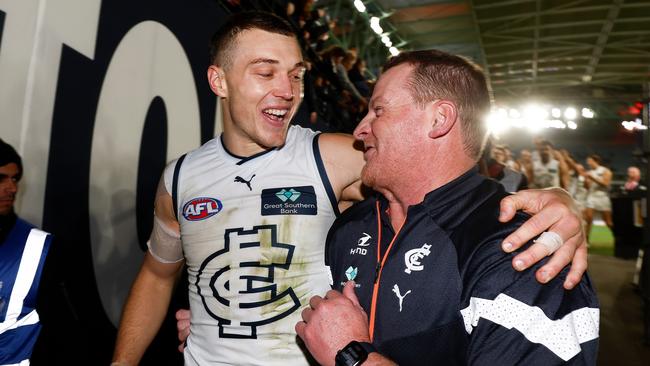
[0,139,52,366]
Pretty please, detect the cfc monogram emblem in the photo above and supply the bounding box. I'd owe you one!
[404,243,432,274]
[196,225,300,338]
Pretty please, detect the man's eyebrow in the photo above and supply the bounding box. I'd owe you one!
[248,58,279,66]
[293,61,306,70]
[369,97,386,108]
[248,59,306,71]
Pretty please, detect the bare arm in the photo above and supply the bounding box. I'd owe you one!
[113,253,184,364]
[112,179,184,365]
[586,168,612,188]
[554,151,570,190]
[318,133,366,211]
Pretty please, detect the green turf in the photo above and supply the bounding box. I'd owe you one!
[588,225,614,256]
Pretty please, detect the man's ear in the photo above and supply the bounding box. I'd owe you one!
[207,65,228,97]
[428,101,458,139]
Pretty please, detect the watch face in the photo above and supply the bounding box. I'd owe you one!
[335,341,368,366]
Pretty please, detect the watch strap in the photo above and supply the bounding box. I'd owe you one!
[358,342,377,355]
[335,340,377,366]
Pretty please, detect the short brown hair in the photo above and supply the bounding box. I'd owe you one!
[209,11,296,69]
[383,50,490,160]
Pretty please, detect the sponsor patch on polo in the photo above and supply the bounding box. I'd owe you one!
[261,186,317,215]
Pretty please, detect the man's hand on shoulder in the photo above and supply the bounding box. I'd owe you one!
[498,187,587,290]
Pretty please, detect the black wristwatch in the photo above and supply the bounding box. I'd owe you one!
[335,340,377,366]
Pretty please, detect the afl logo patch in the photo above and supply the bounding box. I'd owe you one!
[182,197,223,221]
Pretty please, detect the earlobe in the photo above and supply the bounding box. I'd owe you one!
[207,65,228,97]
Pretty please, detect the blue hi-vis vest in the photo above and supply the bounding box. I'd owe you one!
[0,218,51,366]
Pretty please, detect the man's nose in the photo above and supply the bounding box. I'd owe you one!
[2,180,17,194]
[273,74,294,100]
[353,113,371,140]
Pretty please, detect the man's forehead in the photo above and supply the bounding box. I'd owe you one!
[370,65,414,106]
[0,163,19,175]
[232,29,302,64]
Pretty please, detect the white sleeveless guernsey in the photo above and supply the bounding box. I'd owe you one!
[168,126,337,365]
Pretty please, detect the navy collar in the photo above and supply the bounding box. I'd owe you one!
[219,134,276,165]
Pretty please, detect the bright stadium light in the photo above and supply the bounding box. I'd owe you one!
[486,110,510,136]
[567,121,577,130]
[370,17,383,35]
[389,46,399,56]
[548,120,566,129]
[509,108,521,118]
[564,107,577,120]
[622,118,647,131]
[381,35,392,47]
[354,0,366,12]
[551,108,561,118]
[582,107,594,118]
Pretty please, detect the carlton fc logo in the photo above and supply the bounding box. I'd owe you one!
[182,197,223,221]
[196,225,300,338]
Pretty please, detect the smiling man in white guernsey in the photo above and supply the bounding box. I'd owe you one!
[112,11,590,366]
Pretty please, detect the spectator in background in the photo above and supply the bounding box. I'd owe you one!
[624,166,645,193]
[531,140,567,189]
[561,150,589,213]
[0,139,53,366]
[502,145,520,171]
[347,58,371,98]
[518,148,534,182]
[322,46,366,106]
[583,154,613,241]
[487,145,528,192]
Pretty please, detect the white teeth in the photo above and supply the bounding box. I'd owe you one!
[264,108,288,117]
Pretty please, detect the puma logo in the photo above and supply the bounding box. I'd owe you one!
[234,174,256,191]
[392,284,411,312]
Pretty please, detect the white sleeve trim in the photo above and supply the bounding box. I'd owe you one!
[460,294,599,361]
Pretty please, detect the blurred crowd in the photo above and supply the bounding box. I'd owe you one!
[484,137,645,244]
[222,0,373,133]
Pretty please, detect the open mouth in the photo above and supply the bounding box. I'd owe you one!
[262,108,289,124]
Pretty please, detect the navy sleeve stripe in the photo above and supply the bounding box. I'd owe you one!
[172,154,186,221]
[312,134,340,217]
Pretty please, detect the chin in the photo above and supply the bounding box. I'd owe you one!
[360,167,377,189]
[260,131,289,148]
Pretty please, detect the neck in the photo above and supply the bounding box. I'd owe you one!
[221,128,271,157]
[0,211,17,244]
[376,149,475,229]
[221,108,271,157]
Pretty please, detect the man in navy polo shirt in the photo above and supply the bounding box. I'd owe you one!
[296,50,599,366]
